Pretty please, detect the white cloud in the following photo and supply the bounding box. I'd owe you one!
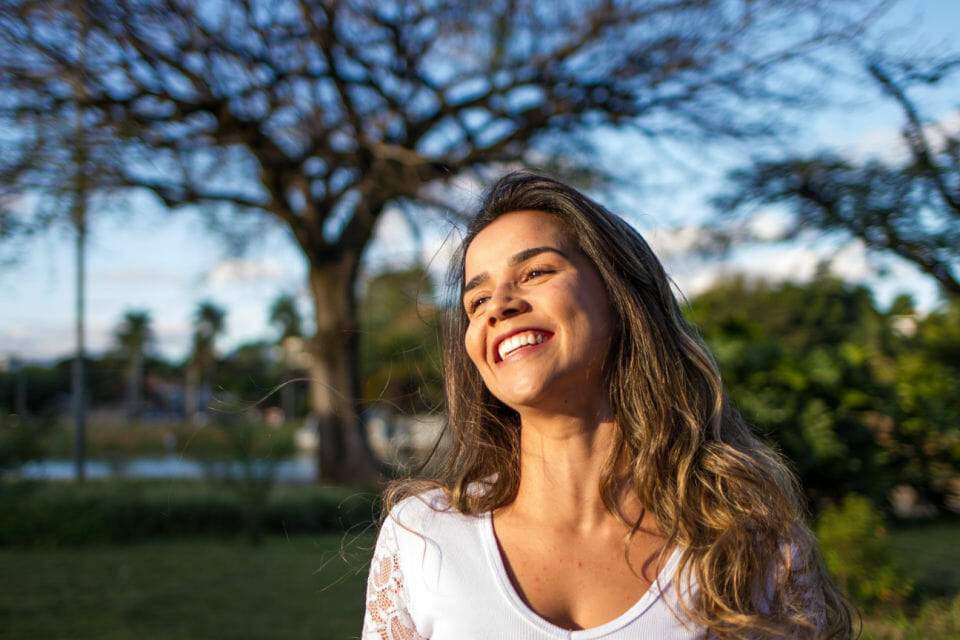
[848,108,960,164]
[647,225,709,257]
[663,237,880,301]
[96,266,184,286]
[829,239,872,281]
[205,258,284,286]
[0,318,113,362]
[747,210,790,242]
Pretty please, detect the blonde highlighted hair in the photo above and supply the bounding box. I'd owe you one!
[384,171,853,639]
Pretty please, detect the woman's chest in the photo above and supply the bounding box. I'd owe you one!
[493,523,666,631]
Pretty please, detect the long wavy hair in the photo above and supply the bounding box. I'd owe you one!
[383,170,853,639]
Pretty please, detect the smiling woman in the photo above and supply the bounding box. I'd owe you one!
[463,210,613,415]
[361,172,853,640]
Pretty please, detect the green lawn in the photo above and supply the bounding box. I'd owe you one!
[1,519,958,640]
[860,517,960,640]
[888,517,960,599]
[0,533,375,640]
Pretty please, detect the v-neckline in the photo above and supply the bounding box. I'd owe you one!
[479,510,683,638]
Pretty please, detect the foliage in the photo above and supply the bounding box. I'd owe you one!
[113,309,152,420]
[0,411,54,472]
[816,494,912,608]
[269,293,303,341]
[862,595,960,640]
[39,421,298,461]
[880,299,960,509]
[691,275,960,511]
[715,58,960,297]
[358,266,443,415]
[113,310,153,354]
[692,275,892,506]
[206,417,296,544]
[0,480,375,546]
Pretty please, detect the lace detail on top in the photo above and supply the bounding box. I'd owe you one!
[362,521,426,640]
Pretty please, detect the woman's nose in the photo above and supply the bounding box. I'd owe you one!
[486,285,528,325]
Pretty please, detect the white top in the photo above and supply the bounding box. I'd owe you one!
[361,490,705,640]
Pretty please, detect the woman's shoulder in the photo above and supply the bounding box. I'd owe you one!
[385,484,488,539]
[390,488,451,521]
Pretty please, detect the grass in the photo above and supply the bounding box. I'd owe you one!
[0,533,376,640]
[859,516,960,640]
[1,514,958,639]
[41,421,301,461]
[887,516,960,599]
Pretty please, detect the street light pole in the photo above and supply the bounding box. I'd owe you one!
[72,194,86,482]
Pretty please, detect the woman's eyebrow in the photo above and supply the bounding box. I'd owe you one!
[463,246,569,294]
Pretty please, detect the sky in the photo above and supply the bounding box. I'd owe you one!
[1,1,958,367]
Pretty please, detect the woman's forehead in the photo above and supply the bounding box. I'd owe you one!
[463,210,576,271]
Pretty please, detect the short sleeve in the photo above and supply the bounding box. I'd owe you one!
[361,519,427,640]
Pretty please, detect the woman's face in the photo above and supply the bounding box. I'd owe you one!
[462,210,614,416]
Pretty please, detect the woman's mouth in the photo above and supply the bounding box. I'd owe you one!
[496,330,551,361]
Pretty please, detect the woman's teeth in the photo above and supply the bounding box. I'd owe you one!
[498,331,546,360]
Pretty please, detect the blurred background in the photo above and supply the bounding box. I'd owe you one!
[0,1,957,638]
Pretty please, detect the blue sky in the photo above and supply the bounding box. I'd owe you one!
[1,1,957,366]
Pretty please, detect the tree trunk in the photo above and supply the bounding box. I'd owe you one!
[126,352,143,422]
[308,256,382,485]
[184,364,198,421]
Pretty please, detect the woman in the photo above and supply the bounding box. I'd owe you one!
[361,171,852,639]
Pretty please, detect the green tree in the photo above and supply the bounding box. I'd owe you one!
[358,266,442,416]
[185,301,226,420]
[691,275,892,508]
[268,294,302,343]
[269,293,305,422]
[816,494,912,607]
[691,275,960,512]
[0,0,909,482]
[881,299,960,509]
[113,309,152,422]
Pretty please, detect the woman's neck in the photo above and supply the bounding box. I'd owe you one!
[505,410,640,532]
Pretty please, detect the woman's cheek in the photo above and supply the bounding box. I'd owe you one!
[464,323,483,369]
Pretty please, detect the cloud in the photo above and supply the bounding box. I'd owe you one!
[647,225,710,257]
[747,210,790,242]
[661,235,880,302]
[96,266,184,286]
[0,318,114,363]
[848,108,960,164]
[205,258,284,286]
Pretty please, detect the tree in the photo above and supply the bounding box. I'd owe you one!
[714,57,960,296]
[1,0,896,483]
[268,294,303,343]
[358,266,442,416]
[880,297,960,510]
[691,275,892,508]
[690,274,959,512]
[268,292,304,422]
[185,300,226,420]
[113,309,153,421]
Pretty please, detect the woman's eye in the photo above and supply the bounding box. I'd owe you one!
[524,268,553,281]
[468,296,489,313]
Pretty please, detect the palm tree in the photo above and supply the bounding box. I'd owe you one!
[114,310,152,422]
[269,293,303,422]
[269,293,302,341]
[184,301,226,420]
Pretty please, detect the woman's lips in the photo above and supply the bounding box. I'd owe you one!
[495,330,552,362]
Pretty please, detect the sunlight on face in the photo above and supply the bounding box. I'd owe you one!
[462,211,613,416]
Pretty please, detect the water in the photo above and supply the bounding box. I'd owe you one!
[16,453,317,484]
